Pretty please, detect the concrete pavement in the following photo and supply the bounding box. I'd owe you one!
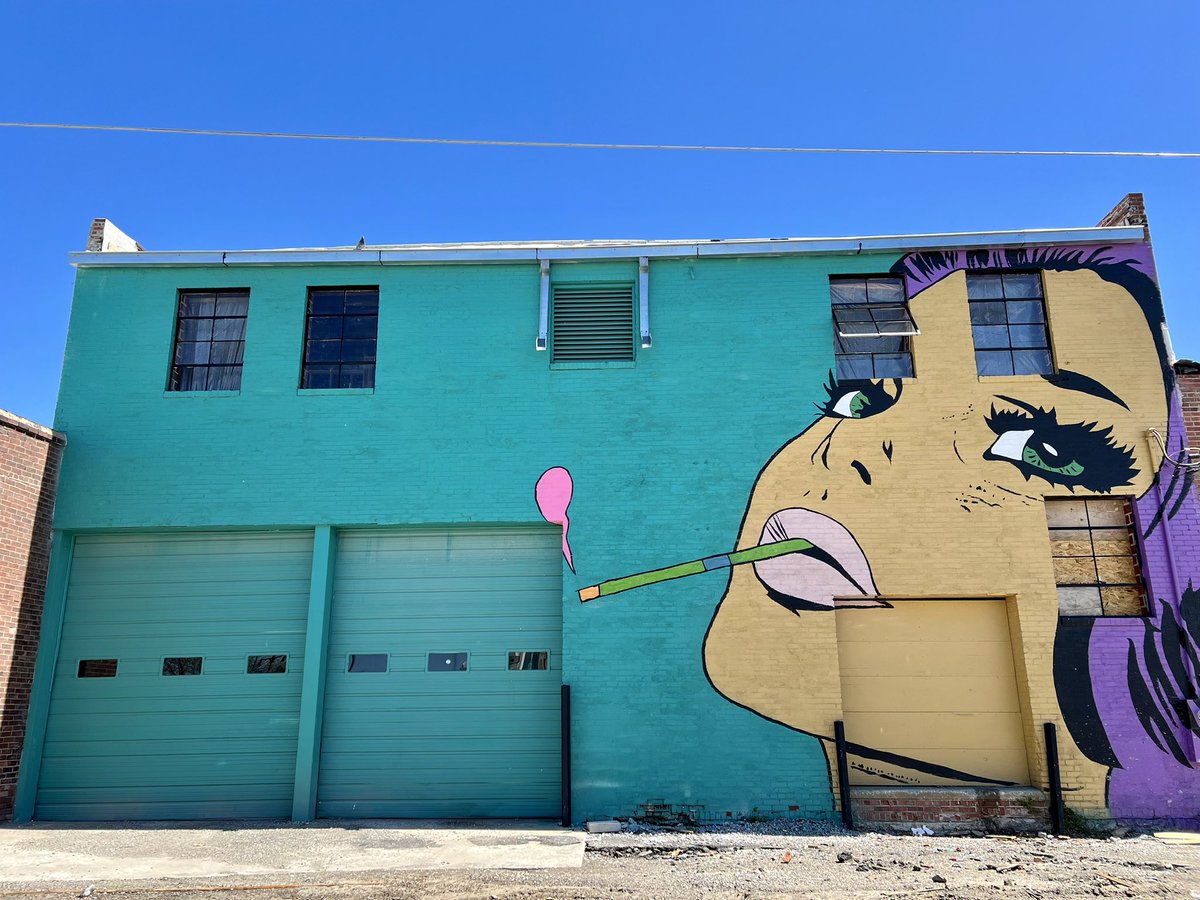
[0,819,584,885]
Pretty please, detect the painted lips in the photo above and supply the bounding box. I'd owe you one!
[753,507,884,612]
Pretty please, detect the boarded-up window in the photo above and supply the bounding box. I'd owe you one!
[551,284,635,362]
[1046,498,1148,616]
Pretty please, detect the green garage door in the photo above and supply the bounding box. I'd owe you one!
[317,527,562,818]
[36,532,312,821]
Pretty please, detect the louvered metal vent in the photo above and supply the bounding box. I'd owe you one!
[551,284,636,362]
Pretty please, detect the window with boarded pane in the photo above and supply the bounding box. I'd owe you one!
[301,287,379,388]
[1046,498,1148,617]
[169,290,249,391]
[830,276,916,380]
[551,284,636,362]
[967,272,1053,376]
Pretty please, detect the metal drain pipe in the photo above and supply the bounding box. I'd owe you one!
[561,684,572,827]
[834,720,854,829]
[1044,722,1065,835]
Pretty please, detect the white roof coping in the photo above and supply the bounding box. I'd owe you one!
[0,408,64,443]
[70,225,1147,268]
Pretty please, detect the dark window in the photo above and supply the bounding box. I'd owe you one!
[348,653,388,673]
[1046,498,1148,616]
[169,290,249,391]
[508,651,549,671]
[427,652,469,672]
[830,276,917,380]
[247,654,288,674]
[551,284,636,362]
[162,656,203,676]
[301,287,379,388]
[967,273,1053,376]
[78,659,118,678]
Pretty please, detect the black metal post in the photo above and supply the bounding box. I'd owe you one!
[1044,722,1065,836]
[561,684,572,827]
[833,720,854,830]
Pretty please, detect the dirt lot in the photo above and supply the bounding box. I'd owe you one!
[6,825,1196,900]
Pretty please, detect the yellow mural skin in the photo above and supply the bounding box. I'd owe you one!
[702,269,1167,816]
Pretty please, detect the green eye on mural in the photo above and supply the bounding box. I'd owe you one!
[982,398,1136,492]
[1021,443,1085,477]
[835,390,871,418]
[820,376,902,420]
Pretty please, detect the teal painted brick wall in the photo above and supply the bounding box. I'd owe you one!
[54,251,901,822]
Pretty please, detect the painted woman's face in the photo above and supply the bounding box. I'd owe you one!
[702,267,1167,783]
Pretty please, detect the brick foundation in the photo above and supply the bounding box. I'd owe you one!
[0,409,64,820]
[851,787,1050,834]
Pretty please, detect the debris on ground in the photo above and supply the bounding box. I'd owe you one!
[5,819,1200,899]
[584,820,621,833]
[1155,830,1200,844]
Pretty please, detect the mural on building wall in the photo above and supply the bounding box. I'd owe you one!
[576,243,1199,820]
[536,466,576,572]
[890,245,1199,819]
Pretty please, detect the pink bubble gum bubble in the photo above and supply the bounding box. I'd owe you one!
[536,467,575,572]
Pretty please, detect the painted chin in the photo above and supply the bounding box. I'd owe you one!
[753,508,885,612]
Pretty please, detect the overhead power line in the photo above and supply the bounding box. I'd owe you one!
[1,121,1197,158]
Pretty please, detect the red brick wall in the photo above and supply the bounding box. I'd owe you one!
[1177,371,1200,448]
[852,787,1049,832]
[0,410,63,820]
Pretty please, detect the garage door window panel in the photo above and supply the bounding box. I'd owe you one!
[162,657,203,676]
[77,659,118,678]
[347,653,388,673]
[427,652,469,672]
[247,654,288,674]
[508,651,549,671]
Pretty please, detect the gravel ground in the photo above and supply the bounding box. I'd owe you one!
[5,822,1196,900]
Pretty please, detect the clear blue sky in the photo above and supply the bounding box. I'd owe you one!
[3,1,1197,425]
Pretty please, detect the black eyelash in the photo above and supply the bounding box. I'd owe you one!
[985,408,1033,433]
[983,401,1139,492]
[817,369,844,413]
[817,371,902,419]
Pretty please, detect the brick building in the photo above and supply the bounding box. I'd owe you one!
[0,410,64,820]
[1174,360,1200,447]
[11,198,1199,828]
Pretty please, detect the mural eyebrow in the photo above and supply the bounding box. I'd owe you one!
[1041,369,1130,410]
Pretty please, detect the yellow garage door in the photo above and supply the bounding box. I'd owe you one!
[836,599,1029,787]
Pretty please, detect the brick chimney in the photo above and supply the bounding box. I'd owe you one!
[1096,193,1149,240]
[85,219,144,252]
